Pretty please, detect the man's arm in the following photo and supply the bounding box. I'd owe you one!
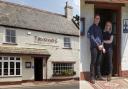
[97,29,105,52]
[87,26,100,45]
[90,35,100,46]
[87,27,92,39]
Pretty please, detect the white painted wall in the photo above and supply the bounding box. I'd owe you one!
[22,56,34,80]
[80,1,94,73]
[0,77,22,82]
[43,57,47,80]
[121,5,128,71]
[0,26,79,80]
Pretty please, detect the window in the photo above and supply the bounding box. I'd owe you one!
[10,62,14,75]
[4,62,8,75]
[16,62,20,75]
[53,63,75,76]
[80,18,85,36]
[64,37,71,48]
[0,56,22,77]
[0,57,2,76]
[5,29,16,43]
[0,62,2,76]
[4,57,8,60]
[10,57,14,60]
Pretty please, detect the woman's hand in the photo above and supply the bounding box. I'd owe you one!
[98,45,106,53]
[103,48,106,53]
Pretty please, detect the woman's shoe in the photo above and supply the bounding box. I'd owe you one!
[107,74,111,81]
[97,76,104,80]
[96,75,105,81]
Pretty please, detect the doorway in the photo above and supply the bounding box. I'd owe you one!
[34,57,43,81]
[95,7,121,76]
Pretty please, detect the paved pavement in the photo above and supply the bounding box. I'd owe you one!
[5,84,79,89]
[80,80,94,89]
[92,77,128,89]
[2,77,128,89]
[0,80,79,89]
[80,77,128,89]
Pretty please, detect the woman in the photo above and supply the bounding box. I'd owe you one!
[103,21,113,81]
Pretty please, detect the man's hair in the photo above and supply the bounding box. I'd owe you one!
[94,14,100,18]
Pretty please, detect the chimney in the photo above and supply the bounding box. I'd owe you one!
[65,1,73,20]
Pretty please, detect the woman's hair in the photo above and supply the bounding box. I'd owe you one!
[104,21,112,33]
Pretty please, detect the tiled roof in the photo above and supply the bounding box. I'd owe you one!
[0,1,79,36]
[0,46,50,56]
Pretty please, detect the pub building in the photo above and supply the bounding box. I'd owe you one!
[80,0,128,81]
[0,1,79,82]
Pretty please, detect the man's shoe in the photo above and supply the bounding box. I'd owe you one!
[90,79,95,84]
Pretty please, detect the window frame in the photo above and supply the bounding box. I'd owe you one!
[5,29,17,44]
[0,56,22,77]
[53,62,75,76]
[63,37,71,48]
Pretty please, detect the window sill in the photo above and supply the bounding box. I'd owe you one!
[0,75,22,78]
[52,75,75,77]
[3,42,18,45]
[51,75,75,79]
[62,47,72,49]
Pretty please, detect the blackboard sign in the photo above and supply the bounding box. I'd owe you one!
[123,19,128,33]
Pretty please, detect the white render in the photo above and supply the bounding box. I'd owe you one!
[0,26,80,82]
[121,4,128,71]
[80,0,94,73]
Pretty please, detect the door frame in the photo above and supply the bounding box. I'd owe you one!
[94,3,122,76]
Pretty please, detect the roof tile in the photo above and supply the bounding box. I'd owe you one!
[0,1,79,36]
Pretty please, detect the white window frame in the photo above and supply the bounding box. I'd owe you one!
[63,37,71,48]
[5,29,16,44]
[53,63,74,76]
[0,56,22,77]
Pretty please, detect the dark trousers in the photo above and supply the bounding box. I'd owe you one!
[104,50,113,75]
[90,48,102,79]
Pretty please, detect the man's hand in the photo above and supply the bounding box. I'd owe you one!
[98,45,103,51]
[98,45,106,53]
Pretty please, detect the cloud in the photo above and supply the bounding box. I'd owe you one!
[72,0,80,15]
[74,0,80,7]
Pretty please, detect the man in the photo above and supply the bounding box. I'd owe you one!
[87,14,105,84]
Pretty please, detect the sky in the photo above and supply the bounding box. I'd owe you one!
[3,0,80,15]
